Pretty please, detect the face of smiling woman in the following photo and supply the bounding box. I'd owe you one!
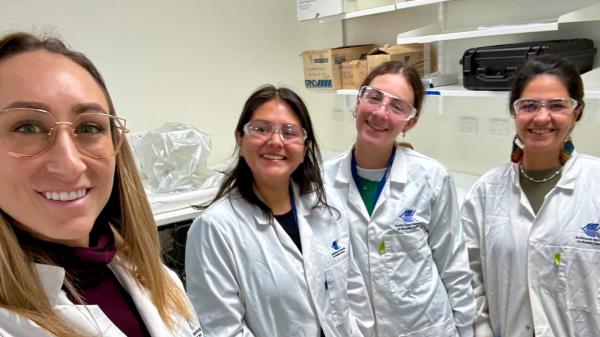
[515,74,580,166]
[0,51,115,248]
[238,99,306,191]
[355,73,417,150]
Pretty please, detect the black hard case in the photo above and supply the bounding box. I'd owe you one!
[461,39,596,91]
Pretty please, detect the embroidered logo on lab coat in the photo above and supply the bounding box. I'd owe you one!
[393,209,419,232]
[188,321,204,337]
[331,240,346,258]
[576,223,600,246]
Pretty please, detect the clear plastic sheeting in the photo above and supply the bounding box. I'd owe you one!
[128,123,219,200]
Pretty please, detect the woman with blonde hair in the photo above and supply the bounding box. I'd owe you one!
[0,32,200,336]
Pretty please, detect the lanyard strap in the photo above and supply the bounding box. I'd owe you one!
[289,184,298,226]
[351,146,396,206]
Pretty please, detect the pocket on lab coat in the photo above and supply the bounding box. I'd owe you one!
[324,260,350,326]
[558,246,600,314]
[382,230,432,295]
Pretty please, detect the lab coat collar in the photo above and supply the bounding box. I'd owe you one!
[34,258,178,337]
[388,144,408,185]
[108,261,175,337]
[510,150,579,191]
[34,263,65,307]
[334,144,408,186]
[251,182,326,226]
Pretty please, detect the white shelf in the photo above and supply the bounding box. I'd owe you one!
[425,85,508,97]
[338,85,600,99]
[154,207,201,227]
[337,89,359,95]
[397,21,559,44]
[341,0,451,20]
[343,4,396,19]
[396,3,600,44]
[586,88,600,99]
[396,0,450,10]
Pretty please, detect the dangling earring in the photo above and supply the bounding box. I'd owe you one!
[352,108,357,118]
[510,135,524,163]
[559,133,575,164]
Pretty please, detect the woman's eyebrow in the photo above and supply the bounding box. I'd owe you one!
[2,100,49,111]
[72,103,109,114]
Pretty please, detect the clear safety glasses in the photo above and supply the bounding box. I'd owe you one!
[358,86,417,121]
[512,98,579,117]
[0,108,129,159]
[243,120,307,145]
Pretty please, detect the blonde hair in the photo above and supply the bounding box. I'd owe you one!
[0,32,195,336]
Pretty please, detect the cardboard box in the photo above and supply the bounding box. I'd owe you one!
[366,44,437,76]
[301,44,376,90]
[341,60,368,89]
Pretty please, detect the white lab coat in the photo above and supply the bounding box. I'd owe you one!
[461,151,600,337]
[323,145,475,337]
[0,258,202,337]
[185,183,374,337]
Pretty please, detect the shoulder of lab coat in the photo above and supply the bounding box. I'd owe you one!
[185,192,256,337]
[0,260,200,337]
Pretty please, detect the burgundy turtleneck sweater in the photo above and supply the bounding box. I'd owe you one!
[20,225,151,337]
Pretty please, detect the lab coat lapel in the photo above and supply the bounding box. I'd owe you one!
[35,264,128,337]
[108,261,172,337]
[294,183,315,263]
[372,145,406,216]
[511,163,536,218]
[335,150,370,222]
[252,189,304,261]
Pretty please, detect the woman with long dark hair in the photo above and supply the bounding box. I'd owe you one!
[185,84,373,337]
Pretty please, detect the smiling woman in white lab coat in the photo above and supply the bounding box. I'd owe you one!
[323,61,476,337]
[462,55,600,337]
[185,84,374,337]
[0,32,199,337]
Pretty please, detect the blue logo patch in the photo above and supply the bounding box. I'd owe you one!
[400,209,415,223]
[582,223,600,238]
[331,240,346,258]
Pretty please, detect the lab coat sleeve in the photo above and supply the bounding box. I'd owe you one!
[460,186,495,337]
[427,175,476,337]
[185,215,256,337]
[346,241,376,337]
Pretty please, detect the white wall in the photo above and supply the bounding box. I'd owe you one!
[0,0,342,166]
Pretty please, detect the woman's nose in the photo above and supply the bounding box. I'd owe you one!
[44,127,87,181]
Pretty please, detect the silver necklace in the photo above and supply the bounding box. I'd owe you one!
[519,163,563,183]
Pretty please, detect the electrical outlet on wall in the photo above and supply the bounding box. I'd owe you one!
[333,108,344,122]
[489,118,509,136]
[459,117,478,134]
